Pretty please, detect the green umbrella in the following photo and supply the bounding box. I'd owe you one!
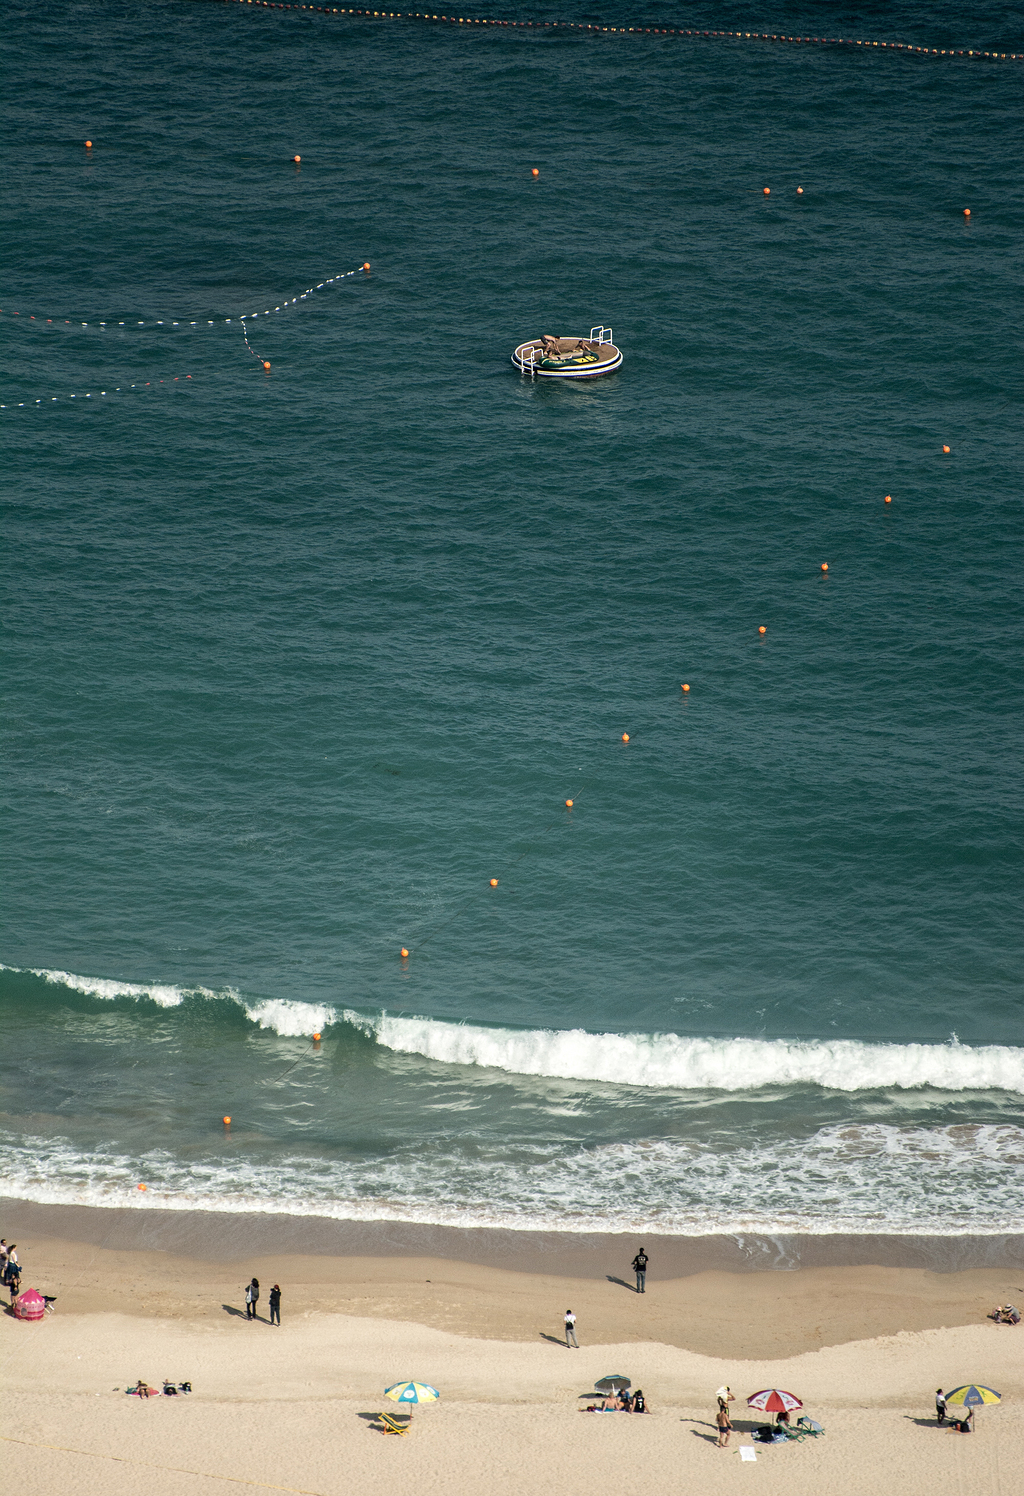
[595,1375,631,1393]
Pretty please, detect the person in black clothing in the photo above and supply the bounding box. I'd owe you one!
[632,1247,649,1294]
[269,1284,281,1326]
[245,1277,260,1320]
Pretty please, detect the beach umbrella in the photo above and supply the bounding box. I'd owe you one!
[747,1388,803,1415]
[595,1375,631,1393]
[945,1385,1001,1409]
[384,1381,440,1405]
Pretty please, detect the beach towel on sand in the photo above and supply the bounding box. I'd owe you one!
[740,1448,757,1461]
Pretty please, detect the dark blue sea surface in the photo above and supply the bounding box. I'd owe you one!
[2,0,1022,1236]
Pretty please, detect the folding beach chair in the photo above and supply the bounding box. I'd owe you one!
[379,1412,410,1436]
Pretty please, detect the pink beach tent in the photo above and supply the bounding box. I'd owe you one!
[13,1288,46,1322]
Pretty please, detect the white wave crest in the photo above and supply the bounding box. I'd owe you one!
[3,964,333,1034]
[353,1013,1024,1094]
[15,965,203,1009]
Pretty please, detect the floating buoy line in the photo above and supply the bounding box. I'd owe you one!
[204,3,1023,62]
[0,377,195,410]
[0,264,369,411]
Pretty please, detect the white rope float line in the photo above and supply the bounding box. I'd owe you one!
[0,376,195,411]
[0,265,368,334]
[239,264,366,366]
[211,4,1024,61]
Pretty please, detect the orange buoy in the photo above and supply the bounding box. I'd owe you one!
[758,625,767,635]
[621,733,629,742]
[821,563,829,572]
[223,1116,232,1125]
[489,878,498,887]
[400,947,409,958]
[565,799,573,808]
[796,186,804,194]
[884,495,892,504]
[681,683,690,692]
[362,262,370,270]
[293,155,301,163]
[85,139,93,148]
[963,208,970,217]
[531,167,539,177]
[942,445,950,453]
[137,1183,147,1191]
[262,360,271,370]
[312,1033,321,1042]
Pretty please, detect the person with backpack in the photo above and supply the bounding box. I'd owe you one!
[268,1283,281,1326]
[245,1277,260,1321]
[632,1247,649,1294]
[564,1308,579,1348]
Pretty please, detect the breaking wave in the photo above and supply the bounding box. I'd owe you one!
[351,1013,1024,1095]
[5,965,1023,1095]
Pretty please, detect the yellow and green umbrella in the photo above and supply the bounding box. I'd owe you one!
[945,1385,1001,1409]
[384,1380,440,1405]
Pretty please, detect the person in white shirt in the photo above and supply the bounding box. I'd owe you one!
[564,1308,579,1348]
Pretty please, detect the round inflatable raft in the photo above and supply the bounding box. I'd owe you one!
[512,327,622,379]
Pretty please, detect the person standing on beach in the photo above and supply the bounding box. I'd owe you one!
[632,1247,649,1294]
[245,1277,260,1321]
[268,1283,281,1326]
[564,1308,579,1348]
[935,1389,947,1425]
[716,1403,733,1447]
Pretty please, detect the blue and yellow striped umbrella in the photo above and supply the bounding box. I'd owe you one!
[384,1380,440,1405]
[945,1385,1001,1408]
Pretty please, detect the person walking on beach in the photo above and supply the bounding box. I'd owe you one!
[716,1403,733,1447]
[268,1283,281,1326]
[935,1388,947,1425]
[632,1247,649,1294]
[245,1277,260,1321]
[564,1308,579,1348]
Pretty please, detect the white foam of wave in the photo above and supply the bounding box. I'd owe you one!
[244,999,339,1036]
[348,1012,1024,1095]
[2,1123,1022,1236]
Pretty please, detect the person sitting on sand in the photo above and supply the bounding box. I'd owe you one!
[617,1388,632,1412]
[716,1404,733,1447]
[632,1389,648,1414]
[136,1380,152,1399]
[950,1406,974,1433]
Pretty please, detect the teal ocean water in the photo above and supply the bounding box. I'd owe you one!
[3,1,1022,1239]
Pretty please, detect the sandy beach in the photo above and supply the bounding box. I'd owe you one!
[3,1209,1021,1495]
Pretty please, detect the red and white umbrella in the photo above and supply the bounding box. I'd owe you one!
[747,1388,803,1415]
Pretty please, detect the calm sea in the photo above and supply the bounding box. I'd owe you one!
[2,0,1022,1240]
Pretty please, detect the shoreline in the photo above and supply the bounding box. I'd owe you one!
[3,1195,1023,1275]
